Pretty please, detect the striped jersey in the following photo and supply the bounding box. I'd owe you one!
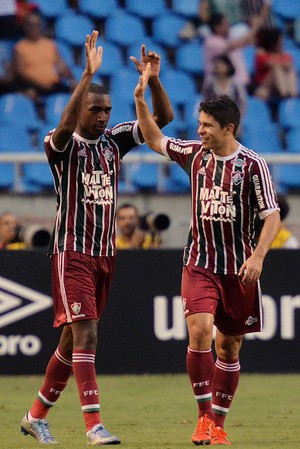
[161,137,279,274]
[44,121,141,256]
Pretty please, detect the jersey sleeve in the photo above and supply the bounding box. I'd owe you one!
[107,120,142,158]
[161,136,201,171]
[251,157,279,219]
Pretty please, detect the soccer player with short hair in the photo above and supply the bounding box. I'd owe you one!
[134,64,280,446]
[20,31,173,446]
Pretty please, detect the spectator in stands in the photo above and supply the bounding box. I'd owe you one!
[0,1,39,39]
[253,27,298,101]
[0,211,26,249]
[271,194,300,249]
[180,0,271,40]
[203,12,261,89]
[201,54,247,117]
[116,203,162,249]
[12,12,76,103]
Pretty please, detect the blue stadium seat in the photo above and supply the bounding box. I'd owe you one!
[130,161,160,192]
[89,40,123,76]
[278,98,300,130]
[241,96,274,131]
[44,93,71,127]
[285,127,300,153]
[241,123,284,154]
[78,0,119,19]
[23,163,54,191]
[164,163,190,193]
[105,11,146,47]
[109,95,135,127]
[0,125,35,152]
[56,41,75,69]
[242,45,256,76]
[0,93,41,131]
[125,0,166,19]
[279,165,300,191]
[110,67,139,103]
[272,0,300,20]
[152,13,186,48]
[160,69,197,106]
[0,163,15,190]
[55,12,95,47]
[34,0,70,19]
[175,42,205,75]
[171,0,200,19]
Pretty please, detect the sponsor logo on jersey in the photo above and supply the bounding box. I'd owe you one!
[199,186,236,222]
[253,174,265,209]
[169,142,193,154]
[232,158,246,168]
[81,170,114,205]
[111,124,133,135]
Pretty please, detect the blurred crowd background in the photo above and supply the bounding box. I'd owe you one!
[1,0,300,248]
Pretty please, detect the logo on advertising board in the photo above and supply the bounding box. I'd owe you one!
[0,276,53,329]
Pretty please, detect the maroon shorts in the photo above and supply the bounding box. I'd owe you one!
[181,265,262,335]
[51,251,116,327]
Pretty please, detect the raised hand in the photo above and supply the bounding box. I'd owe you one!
[134,62,151,98]
[85,30,103,76]
[130,44,160,78]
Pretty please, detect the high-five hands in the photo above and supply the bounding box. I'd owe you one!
[130,44,160,77]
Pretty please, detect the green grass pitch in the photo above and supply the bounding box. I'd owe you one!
[1,374,300,448]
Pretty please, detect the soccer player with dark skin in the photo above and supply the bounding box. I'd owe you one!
[20,32,174,445]
[134,63,281,446]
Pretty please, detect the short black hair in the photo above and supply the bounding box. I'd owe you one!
[209,13,226,32]
[213,54,235,77]
[199,95,240,136]
[88,83,109,95]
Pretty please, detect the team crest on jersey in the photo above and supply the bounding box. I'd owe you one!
[232,171,244,185]
[245,316,258,326]
[71,302,81,315]
[102,147,113,161]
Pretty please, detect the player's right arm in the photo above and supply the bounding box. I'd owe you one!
[51,31,103,151]
[134,63,164,155]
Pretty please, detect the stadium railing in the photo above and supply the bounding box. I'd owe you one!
[1,152,300,193]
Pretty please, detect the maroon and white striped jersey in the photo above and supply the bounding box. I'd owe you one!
[45,121,141,256]
[161,137,279,274]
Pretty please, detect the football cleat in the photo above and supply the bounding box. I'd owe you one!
[21,413,57,444]
[86,423,121,445]
[192,414,215,445]
[210,426,232,445]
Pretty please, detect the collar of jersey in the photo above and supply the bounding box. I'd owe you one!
[73,132,101,145]
[213,142,242,161]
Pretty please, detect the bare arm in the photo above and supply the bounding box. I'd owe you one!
[130,44,174,130]
[134,63,165,154]
[52,31,103,151]
[238,210,281,284]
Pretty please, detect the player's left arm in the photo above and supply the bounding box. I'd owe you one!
[239,210,281,285]
[130,44,174,131]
